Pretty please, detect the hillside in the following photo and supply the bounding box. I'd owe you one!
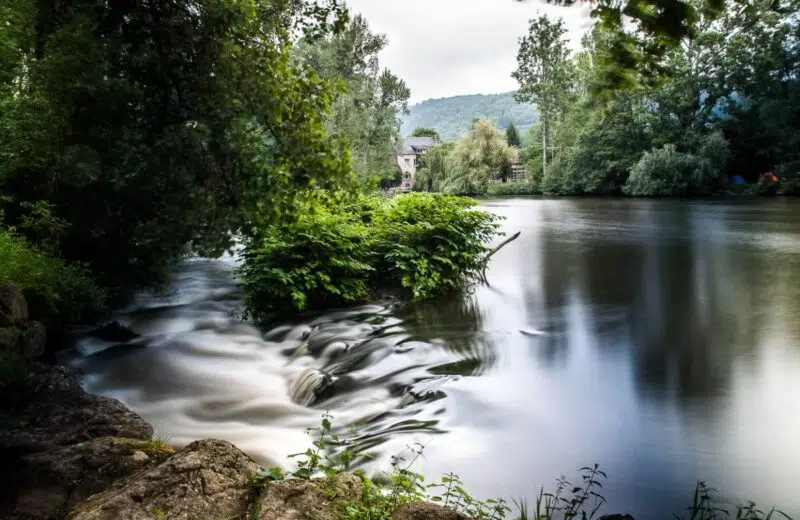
[400,92,538,141]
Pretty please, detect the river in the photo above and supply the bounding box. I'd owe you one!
[65,198,800,518]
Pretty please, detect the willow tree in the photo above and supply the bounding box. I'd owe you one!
[441,118,518,195]
[513,16,573,178]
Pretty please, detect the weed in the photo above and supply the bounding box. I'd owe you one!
[278,414,794,520]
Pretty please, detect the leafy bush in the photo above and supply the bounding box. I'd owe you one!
[372,193,500,300]
[238,192,500,323]
[623,144,705,196]
[486,181,540,196]
[0,228,104,323]
[239,204,375,321]
[624,133,730,197]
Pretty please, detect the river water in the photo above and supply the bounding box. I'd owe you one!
[65,198,800,518]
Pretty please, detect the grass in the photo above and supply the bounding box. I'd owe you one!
[263,414,794,520]
[114,435,176,455]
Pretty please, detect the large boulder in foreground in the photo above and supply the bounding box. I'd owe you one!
[69,439,261,520]
[11,437,169,520]
[0,365,154,519]
[0,365,153,454]
[256,473,361,520]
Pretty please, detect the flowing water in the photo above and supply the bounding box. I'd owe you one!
[65,198,800,518]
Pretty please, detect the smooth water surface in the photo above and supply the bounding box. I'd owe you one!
[67,198,800,518]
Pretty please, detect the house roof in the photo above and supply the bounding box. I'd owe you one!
[402,136,437,154]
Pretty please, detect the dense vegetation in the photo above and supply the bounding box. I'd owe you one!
[400,93,538,141]
[0,229,104,323]
[238,193,500,323]
[509,0,800,197]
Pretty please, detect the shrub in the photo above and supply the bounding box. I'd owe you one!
[239,204,375,321]
[624,144,705,196]
[624,133,729,197]
[238,192,501,323]
[0,228,105,323]
[372,193,500,300]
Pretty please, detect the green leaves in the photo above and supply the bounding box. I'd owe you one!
[238,192,501,323]
[0,0,351,292]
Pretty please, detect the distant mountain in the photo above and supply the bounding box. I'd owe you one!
[400,92,538,141]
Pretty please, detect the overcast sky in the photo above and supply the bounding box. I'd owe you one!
[343,0,594,104]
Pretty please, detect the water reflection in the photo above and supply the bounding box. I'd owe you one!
[68,198,800,518]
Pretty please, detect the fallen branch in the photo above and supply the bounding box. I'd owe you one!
[478,231,521,284]
[484,231,521,263]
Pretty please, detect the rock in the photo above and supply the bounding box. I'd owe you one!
[0,327,22,354]
[392,502,469,520]
[0,364,153,463]
[88,321,139,343]
[20,321,47,360]
[10,437,166,520]
[68,439,261,520]
[0,285,28,326]
[256,473,361,520]
[599,515,636,520]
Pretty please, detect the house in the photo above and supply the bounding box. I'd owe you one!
[396,136,439,191]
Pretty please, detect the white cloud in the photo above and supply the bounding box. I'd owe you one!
[343,0,594,103]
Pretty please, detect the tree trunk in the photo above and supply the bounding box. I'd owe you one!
[542,119,547,177]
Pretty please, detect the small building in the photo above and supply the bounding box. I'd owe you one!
[397,136,439,191]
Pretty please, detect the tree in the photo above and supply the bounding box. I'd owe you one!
[512,15,573,179]
[505,122,522,147]
[411,127,440,140]
[295,12,410,188]
[442,119,517,194]
[513,0,726,91]
[0,0,351,290]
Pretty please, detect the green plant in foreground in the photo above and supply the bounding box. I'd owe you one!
[277,414,794,520]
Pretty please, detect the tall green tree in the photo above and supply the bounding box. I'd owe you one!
[505,122,522,147]
[0,0,351,290]
[512,16,573,179]
[295,12,410,187]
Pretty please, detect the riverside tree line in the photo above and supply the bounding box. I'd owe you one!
[414,0,800,197]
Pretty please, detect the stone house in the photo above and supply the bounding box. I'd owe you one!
[396,136,439,191]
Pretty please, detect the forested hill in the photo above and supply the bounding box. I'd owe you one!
[400,92,538,141]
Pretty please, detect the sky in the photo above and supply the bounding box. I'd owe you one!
[343,0,594,104]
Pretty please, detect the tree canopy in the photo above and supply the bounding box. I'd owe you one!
[511,0,799,196]
[0,0,352,290]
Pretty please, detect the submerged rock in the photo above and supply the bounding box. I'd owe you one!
[68,439,261,520]
[88,321,140,343]
[289,367,335,406]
